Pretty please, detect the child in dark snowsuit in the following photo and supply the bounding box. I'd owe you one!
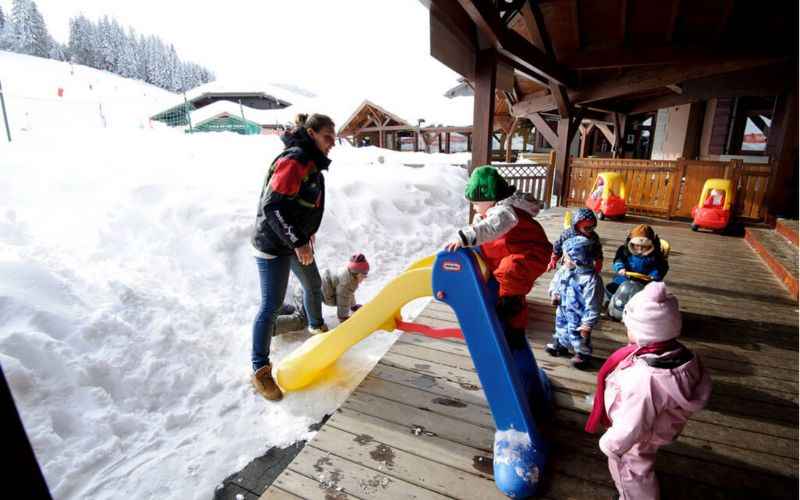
[546,235,604,369]
[274,254,369,334]
[547,207,603,273]
[445,166,552,340]
[608,224,669,295]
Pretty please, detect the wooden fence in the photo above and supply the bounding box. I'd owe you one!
[565,157,773,222]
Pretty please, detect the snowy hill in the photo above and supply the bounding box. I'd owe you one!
[0,51,478,499]
[0,50,177,132]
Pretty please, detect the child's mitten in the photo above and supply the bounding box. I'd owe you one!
[546,253,559,272]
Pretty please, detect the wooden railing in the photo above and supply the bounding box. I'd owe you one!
[565,157,773,222]
[733,163,772,221]
[494,151,556,208]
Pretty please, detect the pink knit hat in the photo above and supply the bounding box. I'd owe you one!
[622,282,682,345]
[347,254,370,274]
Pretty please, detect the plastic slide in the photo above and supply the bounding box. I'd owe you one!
[432,249,551,498]
[275,249,552,497]
[274,254,436,391]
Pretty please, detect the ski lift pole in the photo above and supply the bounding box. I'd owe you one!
[0,81,12,143]
[183,93,193,133]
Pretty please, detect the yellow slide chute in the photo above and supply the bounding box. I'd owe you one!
[275,254,435,391]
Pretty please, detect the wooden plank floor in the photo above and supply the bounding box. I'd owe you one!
[262,209,799,500]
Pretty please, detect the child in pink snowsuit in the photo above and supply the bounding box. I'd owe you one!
[585,282,711,500]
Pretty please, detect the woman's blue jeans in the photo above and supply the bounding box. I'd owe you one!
[252,255,323,371]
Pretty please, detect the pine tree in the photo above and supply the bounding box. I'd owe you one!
[167,44,182,92]
[118,27,139,79]
[0,5,12,50]
[135,33,148,80]
[68,15,91,66]
[49,41,66,61]
[96,15,115,71]
[29,2,51,58]
[11,0,35,55]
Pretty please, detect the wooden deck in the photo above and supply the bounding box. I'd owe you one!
[262,210,799,500]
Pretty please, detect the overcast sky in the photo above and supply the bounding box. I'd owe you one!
[8,0,462,106]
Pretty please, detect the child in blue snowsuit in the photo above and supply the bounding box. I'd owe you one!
[546,235,604,369]
[547,208,604,273]
[607,224,669,295]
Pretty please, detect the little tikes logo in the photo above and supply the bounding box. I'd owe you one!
[442,261,462,272]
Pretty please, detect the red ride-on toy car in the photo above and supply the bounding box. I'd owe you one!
[691,178,734,232]
[586,172,627,220]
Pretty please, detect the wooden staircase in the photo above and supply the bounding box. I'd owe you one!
[745,219,799,299]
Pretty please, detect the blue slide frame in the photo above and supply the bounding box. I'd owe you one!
[432,249,552,498]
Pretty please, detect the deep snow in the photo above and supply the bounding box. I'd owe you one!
[1,87,474,500]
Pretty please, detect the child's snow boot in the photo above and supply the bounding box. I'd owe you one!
[571,353,591,370]
[307,323,329,335]
[252,364,283,401]
[545,342,570,357]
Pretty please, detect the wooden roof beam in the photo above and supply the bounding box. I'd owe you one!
[717,0,734,41]
[526,111,558,148]
[456,0,575,87]
[573,57,784,104]
[666,84,683,94]
[569,0,581,51]
[559,47,781,71]
[513,56,786,115]
[665,0,680,43]
[522,0,571,118]
[623,93,698,114]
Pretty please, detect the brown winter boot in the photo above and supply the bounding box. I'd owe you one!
[252,364,283,401]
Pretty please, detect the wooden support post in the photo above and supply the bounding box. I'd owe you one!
[471,49,497,171]
[578,125,589,158]
[528,112,558,148]
[544,150,557,207]
[504,118,519,162]
[522,127,529,152]
[613,112,627,158]
[595,122,615,146]
[467,133,472,152]
[554,110,583,204]
[413,132,419,152]
[766,91,799,221]
[378,129,384,149]
[446,132,451,154]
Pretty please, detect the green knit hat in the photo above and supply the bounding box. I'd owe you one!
[464,166,516,202]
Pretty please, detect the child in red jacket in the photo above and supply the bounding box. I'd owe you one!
[446,166,553,340]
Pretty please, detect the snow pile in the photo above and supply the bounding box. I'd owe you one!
[0,125,469,499]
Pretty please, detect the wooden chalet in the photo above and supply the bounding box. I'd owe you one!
[337,99,476,154]
[150,91,291,127]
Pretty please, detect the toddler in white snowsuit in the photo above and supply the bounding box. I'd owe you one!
[546,235,604,369]
[274,254,369,334]
[585,282,712,500]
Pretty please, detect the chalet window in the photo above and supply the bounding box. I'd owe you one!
[709,96,776,156]
[621,113,656,159]
[727,96,775,156]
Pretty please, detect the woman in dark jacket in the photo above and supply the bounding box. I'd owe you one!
[250,113,336,401]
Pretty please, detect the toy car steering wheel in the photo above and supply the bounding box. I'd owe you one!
[624,271,653,282]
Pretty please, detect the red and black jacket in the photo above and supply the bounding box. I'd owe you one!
[252,128,330,256]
